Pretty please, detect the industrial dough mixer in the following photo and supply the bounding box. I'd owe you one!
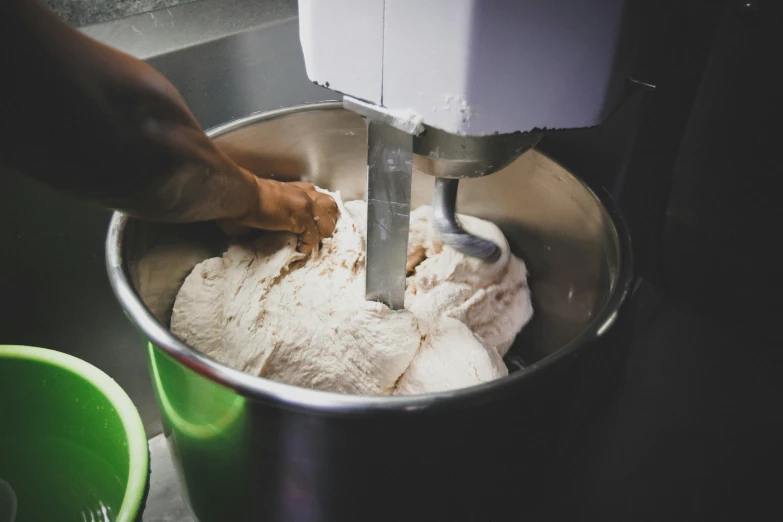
[106,1,638,520]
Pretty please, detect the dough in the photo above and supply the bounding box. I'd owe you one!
[170,191,533,395]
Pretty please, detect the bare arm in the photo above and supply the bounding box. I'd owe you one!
[0,0,337,252]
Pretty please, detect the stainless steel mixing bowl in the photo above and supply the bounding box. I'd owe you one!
[107,102,633,522]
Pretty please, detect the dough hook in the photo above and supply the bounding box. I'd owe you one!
[432,178,500,262]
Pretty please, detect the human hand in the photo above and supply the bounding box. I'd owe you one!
[0,0,340,252]
[222,172,340,254]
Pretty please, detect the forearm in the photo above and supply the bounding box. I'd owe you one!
[0,0,256,223]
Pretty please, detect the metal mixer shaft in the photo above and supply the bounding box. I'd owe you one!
[364,120,413,310]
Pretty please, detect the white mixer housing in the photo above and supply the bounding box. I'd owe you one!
[298,0,633,136]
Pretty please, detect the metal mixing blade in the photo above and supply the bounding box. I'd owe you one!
[365,120,413,310]
[432,177,500,261]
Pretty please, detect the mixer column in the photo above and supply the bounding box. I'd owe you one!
[344,97,425,310]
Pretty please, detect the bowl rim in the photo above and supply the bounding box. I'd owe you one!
[105,100,634,416]
[0,345,149,522]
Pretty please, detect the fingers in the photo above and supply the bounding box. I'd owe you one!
[295,212,320,255]
[284,182,338,252]
[312,191,340,239]
[230,178,339,254]
[287,182,340,253]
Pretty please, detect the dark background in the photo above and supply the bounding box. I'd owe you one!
[541,0,783,519]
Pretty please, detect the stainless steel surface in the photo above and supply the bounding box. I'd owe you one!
[432,178,500,261]
[413,124,544,179]
[365,121,413,309]
[143,434,193,522]
[47,0,197,28]
[80,0,298,60]
[107,102,633,521]
[144,18,329,131]
[343,96,424,135]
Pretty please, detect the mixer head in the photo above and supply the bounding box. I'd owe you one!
[413,125,544,180]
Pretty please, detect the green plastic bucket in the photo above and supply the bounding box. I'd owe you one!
[0,346,148,522]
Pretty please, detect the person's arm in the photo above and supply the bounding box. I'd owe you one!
[0,0,337,252]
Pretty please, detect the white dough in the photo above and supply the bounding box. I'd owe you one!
[170,191,533,395]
